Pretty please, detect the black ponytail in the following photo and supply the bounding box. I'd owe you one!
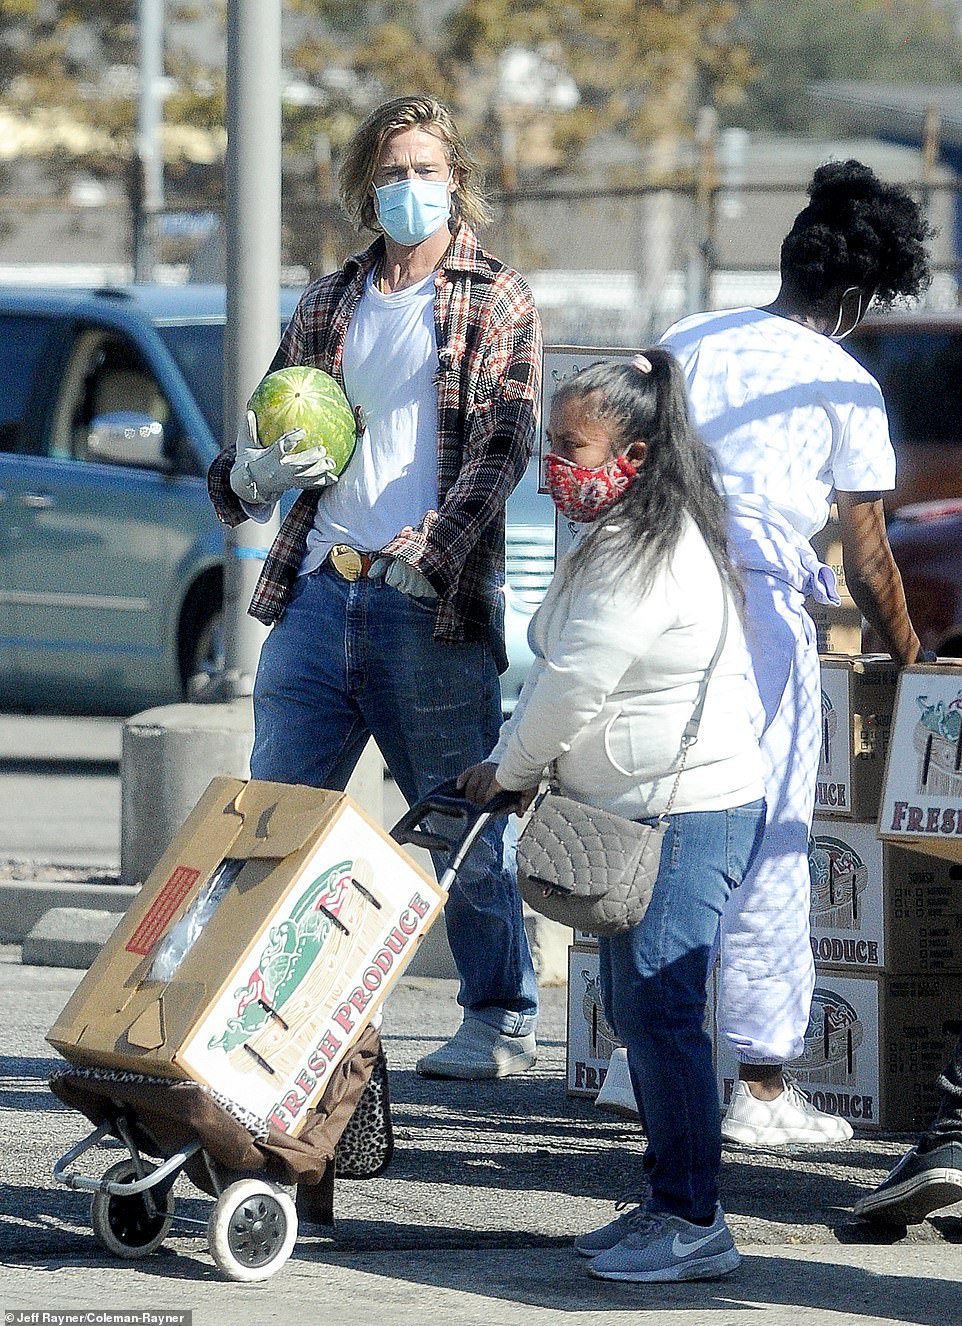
[552,351,741,608]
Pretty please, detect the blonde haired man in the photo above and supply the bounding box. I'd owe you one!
[208,96,543,1080]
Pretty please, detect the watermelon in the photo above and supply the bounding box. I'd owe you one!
[247,365,357,476]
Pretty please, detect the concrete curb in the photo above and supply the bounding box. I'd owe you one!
[0,879,138,945]
[22,906,122,969]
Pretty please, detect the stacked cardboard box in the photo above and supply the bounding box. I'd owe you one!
[806,515,864,656]
[566,933,717,1099]
[716,657,962,1132]
[565,939,621,1097]
[878,664,962,862]
[567,658,962,1132]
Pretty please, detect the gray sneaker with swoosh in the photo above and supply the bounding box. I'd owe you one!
[573,1198,648,1257]
[588,1206,741,1283]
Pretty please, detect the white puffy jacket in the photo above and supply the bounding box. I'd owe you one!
[490,517,765,819]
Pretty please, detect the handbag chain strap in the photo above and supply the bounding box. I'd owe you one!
[660,590,730,818]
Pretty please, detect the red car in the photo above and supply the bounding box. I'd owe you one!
[860,499,962,657]
[845,312,962,658]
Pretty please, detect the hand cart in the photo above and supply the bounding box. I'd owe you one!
[49,779,517,1283]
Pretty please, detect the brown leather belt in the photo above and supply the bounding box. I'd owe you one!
[327,544,376,582]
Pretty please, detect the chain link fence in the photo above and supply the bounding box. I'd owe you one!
[0,181,959,345]
[481,179,962,347]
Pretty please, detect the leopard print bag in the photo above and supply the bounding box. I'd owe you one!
[334,1043,394,1179]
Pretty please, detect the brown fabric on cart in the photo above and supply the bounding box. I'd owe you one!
[49,1023,384,1206]
[295,1160,336,1227]
[49,1071,271,1173]
[260,1021,383,1187]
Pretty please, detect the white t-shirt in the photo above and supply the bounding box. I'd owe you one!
[660,308,896,542]
[490,519,765,818]
[301,268,439,572]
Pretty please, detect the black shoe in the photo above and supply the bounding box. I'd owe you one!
[853,1141,962,1225]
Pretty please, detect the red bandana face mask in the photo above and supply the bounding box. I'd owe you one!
[544,452,641,523]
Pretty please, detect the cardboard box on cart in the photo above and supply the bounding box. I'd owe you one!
[878,662,962,863]
[815,655,899,819]
[47,777,444,1136]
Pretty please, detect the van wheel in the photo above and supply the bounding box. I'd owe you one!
[181,601,223,697]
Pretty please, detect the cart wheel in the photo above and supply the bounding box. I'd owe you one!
[207,1180,297,1282]
[90,1159,175,1259]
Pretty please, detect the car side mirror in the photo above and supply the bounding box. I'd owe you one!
[86,412,169,469]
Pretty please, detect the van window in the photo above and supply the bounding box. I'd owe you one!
[0,313,56,453]
[156,310,299,450]
[846,331,962,445]
[157,322,224,445]
[49,328,172,463]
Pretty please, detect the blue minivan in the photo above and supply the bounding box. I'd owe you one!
[0,284,554,715]
[0,285,302,713]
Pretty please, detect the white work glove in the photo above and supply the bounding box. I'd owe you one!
[368,556,438,600]
[228,410,339,504]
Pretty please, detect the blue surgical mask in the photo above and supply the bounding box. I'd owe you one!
[374,176,451,246]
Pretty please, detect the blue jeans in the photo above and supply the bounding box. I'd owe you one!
[250,565,538,1035]
[599,800,765,1222]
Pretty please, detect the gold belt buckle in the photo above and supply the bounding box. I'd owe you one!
[330,544,364,581]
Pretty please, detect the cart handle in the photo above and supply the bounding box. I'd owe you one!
[390,777,519,851]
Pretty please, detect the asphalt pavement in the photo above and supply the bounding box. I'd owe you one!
[2,943,962,1326]
[0,715,121,866]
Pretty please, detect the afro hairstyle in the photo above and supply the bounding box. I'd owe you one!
[779,159,932,309]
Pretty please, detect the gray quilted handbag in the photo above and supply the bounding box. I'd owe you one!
[517,794,666,935]
[516,595,729,937]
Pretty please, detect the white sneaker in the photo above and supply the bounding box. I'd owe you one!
[594,1048,640,1118]
[721,1078,854,1146]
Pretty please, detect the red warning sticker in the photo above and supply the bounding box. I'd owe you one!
[125,866,200,956]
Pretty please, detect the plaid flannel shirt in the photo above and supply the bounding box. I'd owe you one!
[208,223,543,669]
